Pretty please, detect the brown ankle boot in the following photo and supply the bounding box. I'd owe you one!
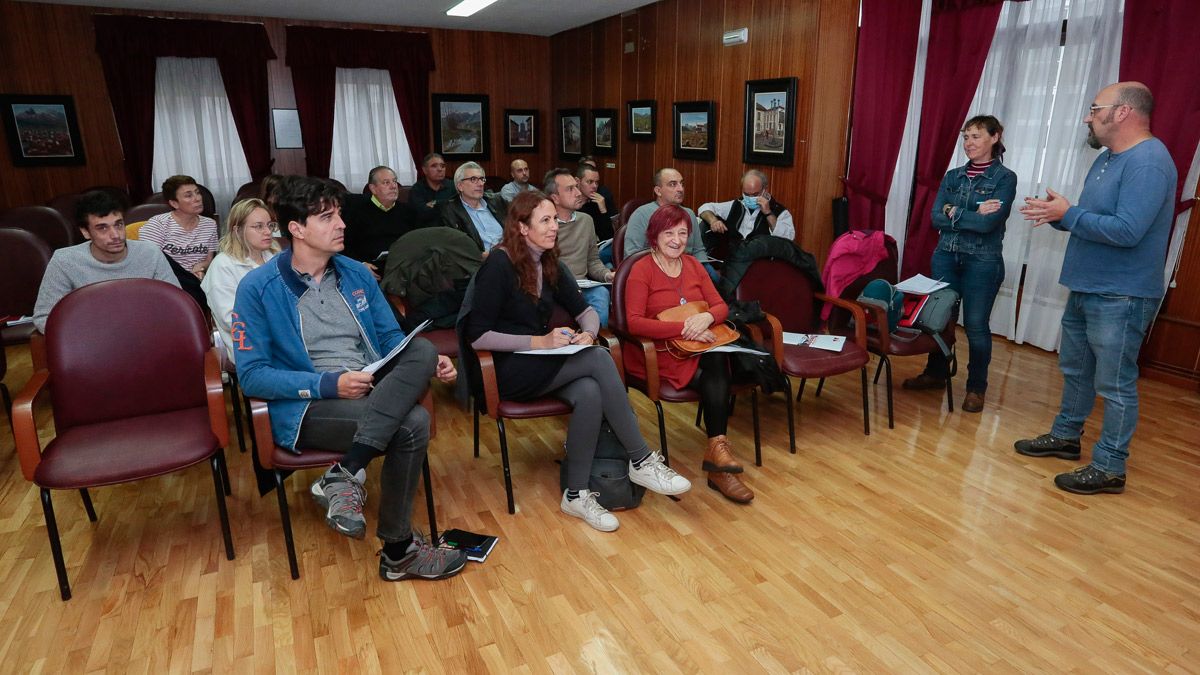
[706,471,754,503]
[702,435,743,473]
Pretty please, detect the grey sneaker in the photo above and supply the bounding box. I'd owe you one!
[560,490,619,532]
[311,465,367,539]
[379,533,468,581]
[1014,433,1082,460]
[629,452,692,495]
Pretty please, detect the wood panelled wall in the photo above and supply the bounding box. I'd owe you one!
[1142,197,1200,388]
[0,1,552,210]
[549,0,858,265]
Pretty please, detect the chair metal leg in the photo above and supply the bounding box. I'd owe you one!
[40,488,71,601]
[497,418,515,514]
[945,350,957,412]
[210,453,234,561]
[815,377,826,397]
[472,398,480,458]
[883,356,894,429]
[228,380,247,454]
[243,392,258,458]
[274,471,300,580]
[422,458,438,541]
[873,357,885,384]
[218,449,232,496]
[1,382,12,430]
[784,377,796,454]
[654,401,669,465]
[751,390,761,467]
[797,378,807,402]
[694,403,703,428]
[79,489,97,522]
[860,367,871,436]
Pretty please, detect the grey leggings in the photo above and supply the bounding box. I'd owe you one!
[532,347,651,490]
[296,338,438,542]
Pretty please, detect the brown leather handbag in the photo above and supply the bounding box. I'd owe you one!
[657,300,740,359]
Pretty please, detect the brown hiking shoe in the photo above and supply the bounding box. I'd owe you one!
[702,435,743,473]
[962,391,985,413]
[706,471,754,503]
[902,373,947,390]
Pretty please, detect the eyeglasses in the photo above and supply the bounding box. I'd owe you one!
[461,175,486,184]
[245,222,279,233]
[1088,103,1123,115]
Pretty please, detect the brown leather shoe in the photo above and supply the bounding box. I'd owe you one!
[962,391,985,413]
[702,435,743,473]
[902,373,947,390]
[706,471,754,503]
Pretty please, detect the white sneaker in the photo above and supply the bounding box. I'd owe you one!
[560,490,619,532]
[628,452,692,496]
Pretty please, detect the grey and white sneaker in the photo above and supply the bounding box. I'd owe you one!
[379,533,467,581]
[311,465,367,539]
[629,451,692,495]
[560,489,619,532]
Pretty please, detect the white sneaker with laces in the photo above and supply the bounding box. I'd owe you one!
[560,490,619,532]
[628,451,692,495]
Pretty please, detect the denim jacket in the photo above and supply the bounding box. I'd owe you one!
[930,160,1017,256]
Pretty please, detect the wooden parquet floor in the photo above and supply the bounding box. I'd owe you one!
[1,334,1198,673]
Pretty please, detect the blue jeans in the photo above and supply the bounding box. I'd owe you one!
[580,285,610,328]
[924,248,1004,392]
[1050,291,1157,475]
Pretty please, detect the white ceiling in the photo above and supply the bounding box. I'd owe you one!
[31,0,657,36]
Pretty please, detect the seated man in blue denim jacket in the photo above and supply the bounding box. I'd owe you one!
[233,176,466,581]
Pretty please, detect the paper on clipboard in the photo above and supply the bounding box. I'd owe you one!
[707,344,769,356]
[782,332,846,352]
[515,344,595,356]
[574,279,611,289]
[362,319,432,374]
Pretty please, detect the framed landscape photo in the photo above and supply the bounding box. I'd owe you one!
[626,100,656,141]
[743,77,797,166]
[1,94,86,167]
[672,101,716,161]
[504,109,538,153]
[432,93,490,161]
[558,108,584,159]
[589,108,616,156]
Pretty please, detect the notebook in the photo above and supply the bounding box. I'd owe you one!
[440,528,499,563]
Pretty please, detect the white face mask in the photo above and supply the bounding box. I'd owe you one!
[742,195,760,211]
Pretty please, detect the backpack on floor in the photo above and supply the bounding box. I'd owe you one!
[559,421,646,511]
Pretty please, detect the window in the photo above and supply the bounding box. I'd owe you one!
[329,68,418,190]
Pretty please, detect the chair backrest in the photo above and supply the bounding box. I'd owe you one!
[620,198,650,229]
[484,176,506,195]
[126,202,172,223]
[125,221,147,240]
[46,279,210,430]
[0,228,53,317]
[827,234,899,331]
[608,248,651,336]
[45,192,83,231]
[612,224,627,268]
[234,181,259,203]
[735,258,819,333]
[0,205,75,250]
[80,185,131,209]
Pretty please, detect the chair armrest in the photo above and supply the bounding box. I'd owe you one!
[750,313,785,368]
[30,331,47,372]
[476,350,501,419]
[851,299,890,351]
[205,348,229,448]
[597,329,624,385]
[247,397,276,470]
[13,370,50,481]
[611,329,660,399]
[386,293,409,316]
[816,292,868,349]
[421,389,436,439]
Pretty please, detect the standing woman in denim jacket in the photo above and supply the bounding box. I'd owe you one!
[903,115,1016,412]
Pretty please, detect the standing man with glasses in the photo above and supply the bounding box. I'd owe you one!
[1016,82,1176,495]
[438,161,508,256]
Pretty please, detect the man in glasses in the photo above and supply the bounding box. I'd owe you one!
[1017,82,1176,496]
[438,161,507,255]
[341,165,416,276]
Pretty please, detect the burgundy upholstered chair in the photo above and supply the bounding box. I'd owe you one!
[248,392,440,580]
[0,205,75,250]
[734,259,872,450]
[611,224,628,268]
[0,228,52,350]
[610,250,764,467]
[44,192,83,235]
[386,294,459,359]
[234,181,259,202]
[619,198,650,230]
[12,279,234,600]
[125,202,172,223]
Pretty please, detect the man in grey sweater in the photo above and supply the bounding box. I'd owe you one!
[545,168,614,326]
[33,190,179,332]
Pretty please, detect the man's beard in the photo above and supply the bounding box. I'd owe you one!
[1086,125,1102,150]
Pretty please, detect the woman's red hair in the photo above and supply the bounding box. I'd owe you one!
[500,190,559,300]
[644,204,691,250]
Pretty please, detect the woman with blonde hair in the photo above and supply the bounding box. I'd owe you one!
[202,198,280,358]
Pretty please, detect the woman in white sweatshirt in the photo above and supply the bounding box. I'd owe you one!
[202,198,280,359]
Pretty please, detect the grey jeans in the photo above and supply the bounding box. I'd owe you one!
[296,338,438,542]
[532,346,650,489]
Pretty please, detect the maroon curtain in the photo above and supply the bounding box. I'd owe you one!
[286,27,436,178]
[899,1,1004,278]
[93,16,276,201]
[1119,1,1200,218]
[843,0,923,231]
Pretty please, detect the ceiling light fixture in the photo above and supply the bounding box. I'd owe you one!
[446,0,500,17]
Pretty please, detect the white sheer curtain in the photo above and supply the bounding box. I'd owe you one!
[884,0,932,268]
[1014,0,1123,350]
[152,57,252,219]
[329,68,418,191]
[952,0,1068,339]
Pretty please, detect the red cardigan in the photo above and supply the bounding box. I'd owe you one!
[622,254,729,389]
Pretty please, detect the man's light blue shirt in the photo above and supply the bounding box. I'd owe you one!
[462,198,504,251]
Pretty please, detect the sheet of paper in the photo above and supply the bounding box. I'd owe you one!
[574,279,611,289]
[362,319,432,374]
[782,332,846,352]
[515,344,596,355]
[2,315,34,326]
[706,344,769,356]
[895,274,949,295]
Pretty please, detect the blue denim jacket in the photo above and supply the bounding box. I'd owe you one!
[930,160,1017,256]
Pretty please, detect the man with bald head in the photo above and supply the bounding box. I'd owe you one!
[698,169,795,256]
[500,159,537,203]
[1016,82,1176,496]
[622,168,715,281]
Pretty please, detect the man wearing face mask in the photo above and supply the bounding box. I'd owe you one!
[697,170,794,257]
